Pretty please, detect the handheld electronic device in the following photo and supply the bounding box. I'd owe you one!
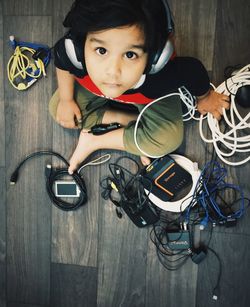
[54,180,81,198]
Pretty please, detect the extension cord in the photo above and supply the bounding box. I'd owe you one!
[144,154,201,212]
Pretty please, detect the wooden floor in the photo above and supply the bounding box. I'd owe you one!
[0,0,250,306]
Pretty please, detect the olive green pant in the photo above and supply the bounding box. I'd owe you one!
[49,82,184,157]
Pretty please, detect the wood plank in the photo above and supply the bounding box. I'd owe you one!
[146,237,197,307]
[0,1,4,166]
[51,0,99,267]
[212,0,250,84]
[0,169,6,307]
[51,151,100,267]
[196,232,250,307]
[168,0,217,71]
[167,1,216,167]
[4,16,52,305]
[0,264,6,307]
[8,303,42,307]
[3,0,51,16]
[53,0,74,41]
[208,0,250,236]
[97,153,147,307]
[50,263,97,307]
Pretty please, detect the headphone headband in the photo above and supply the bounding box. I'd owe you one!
[58,0,175,76]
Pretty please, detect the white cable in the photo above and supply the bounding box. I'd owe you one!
[199,64,250,166]
[77,154,111,173]
[133,87,197,158]
[134,65,250,166]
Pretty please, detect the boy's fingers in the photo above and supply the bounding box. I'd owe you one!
[222,100,230,110]
[68,159,79,174]
[68,166,75,175]
[212,110,222,121]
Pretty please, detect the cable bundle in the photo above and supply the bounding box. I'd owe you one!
[101,157,151,214]
[10,150,110,211]
[150,212,192,270]
[199,65,250,166]
[184,160,247,229]
[7,35,51,90]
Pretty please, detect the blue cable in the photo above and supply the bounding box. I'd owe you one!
[184,160,246,228]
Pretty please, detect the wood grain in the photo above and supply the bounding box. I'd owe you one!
[4,16,52,305]
[196,232,250,307]
[97,153,147,307]
[3,0,51,16]
[146,236,198,307]
[51,0,99,268]
[168,0,217,71]
[212,0,250,84]
[51,263,98,307]
[0,1,4,166]
[0,168,6,307]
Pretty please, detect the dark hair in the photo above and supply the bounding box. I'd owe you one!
[63,0,171,61]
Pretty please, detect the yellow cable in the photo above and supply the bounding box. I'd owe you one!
[7,46,46,90]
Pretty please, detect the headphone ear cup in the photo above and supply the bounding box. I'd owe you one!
[54,37,87,76]
[148,39,174,74]
[146,0,175,74]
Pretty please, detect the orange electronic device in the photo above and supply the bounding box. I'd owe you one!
[142,155,192,202]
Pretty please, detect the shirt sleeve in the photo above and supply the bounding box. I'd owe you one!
[141,57,211,98]
[123,95,184,157]
[167,57,211,97]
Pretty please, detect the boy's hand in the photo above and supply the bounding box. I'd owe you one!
[197,90,230,120]
[56,99,82,129]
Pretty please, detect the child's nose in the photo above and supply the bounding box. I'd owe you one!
[105,57,122,78]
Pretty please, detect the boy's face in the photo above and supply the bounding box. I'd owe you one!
[84,24,148,98]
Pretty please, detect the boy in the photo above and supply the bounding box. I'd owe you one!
[49,0,229,174]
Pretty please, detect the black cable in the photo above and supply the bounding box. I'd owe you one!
[207,246,222,300]
[100,155,154,215]
[10,150,87,211]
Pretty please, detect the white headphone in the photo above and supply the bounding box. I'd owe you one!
[62,0,175,75]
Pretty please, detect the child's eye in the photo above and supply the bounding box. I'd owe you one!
[96,47,107,55]
[125,51,137,59]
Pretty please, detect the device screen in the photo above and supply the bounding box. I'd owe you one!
[55,181,80,197]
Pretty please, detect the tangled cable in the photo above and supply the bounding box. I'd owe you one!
[7,35,51,90]
[199,65,250,166]
[10,150,111,211]
[184,160,247,229]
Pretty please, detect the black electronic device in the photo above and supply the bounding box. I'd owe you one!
[167,231,191,250]
[142,155,192,202]
[120,199,159,228]
[235,84,250,108]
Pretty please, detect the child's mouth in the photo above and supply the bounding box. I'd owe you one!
[103,82,121,88]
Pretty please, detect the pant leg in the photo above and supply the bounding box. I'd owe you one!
[48,81,109,129]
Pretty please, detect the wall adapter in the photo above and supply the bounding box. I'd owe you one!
[191,248,207,264]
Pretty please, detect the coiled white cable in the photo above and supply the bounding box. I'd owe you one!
[133,86,197,158]
[199,64,250,166]
[134,65,250,166]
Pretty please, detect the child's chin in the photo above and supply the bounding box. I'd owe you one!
[102,90,123,99]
